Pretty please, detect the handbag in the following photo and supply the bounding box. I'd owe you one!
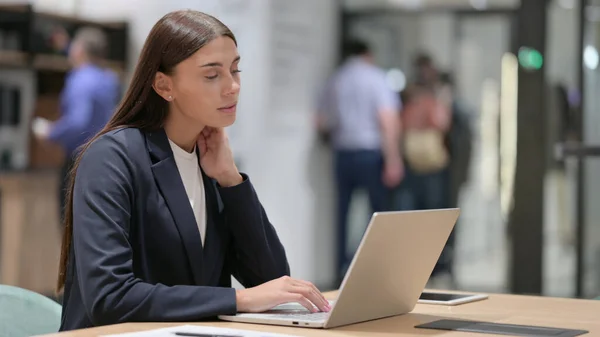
[403,129,449,174]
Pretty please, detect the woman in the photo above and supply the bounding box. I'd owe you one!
[57,10,330,331]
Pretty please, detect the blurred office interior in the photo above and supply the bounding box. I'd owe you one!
[0,0,599,302]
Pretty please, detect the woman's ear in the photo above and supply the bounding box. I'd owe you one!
[152,72,174,102]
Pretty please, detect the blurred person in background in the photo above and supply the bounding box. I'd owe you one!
[394,82,451,212]
[316,39,403,286]
[57,10,329,331]
[392,55,471,287]
[392,54,452,212]
[392,54,452,285]
[34,27,120,229]
[392,54,453,213]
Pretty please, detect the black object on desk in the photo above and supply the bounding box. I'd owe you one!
[415,319,588,337]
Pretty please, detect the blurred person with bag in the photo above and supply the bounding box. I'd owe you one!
[392,57,470,286]
[391,54,452,216]
[402,85,451,175]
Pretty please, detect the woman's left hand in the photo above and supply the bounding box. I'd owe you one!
[197,127,243,187]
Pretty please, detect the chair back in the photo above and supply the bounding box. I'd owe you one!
[0,285,61,337]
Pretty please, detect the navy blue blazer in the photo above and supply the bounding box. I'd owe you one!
[59,127,290,331]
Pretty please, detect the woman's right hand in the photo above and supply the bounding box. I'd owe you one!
[235,276,331,313]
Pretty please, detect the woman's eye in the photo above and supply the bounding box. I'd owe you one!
[205,70,241,79]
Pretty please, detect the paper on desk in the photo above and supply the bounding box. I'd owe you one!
[101,324,303,337]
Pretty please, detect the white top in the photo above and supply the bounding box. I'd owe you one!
[168,139,207,247]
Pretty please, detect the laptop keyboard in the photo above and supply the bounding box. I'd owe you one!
[235,301,335,322]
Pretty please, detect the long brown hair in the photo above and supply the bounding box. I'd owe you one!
[57,10,236,292]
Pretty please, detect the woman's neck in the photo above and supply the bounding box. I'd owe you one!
[163,109,204,153]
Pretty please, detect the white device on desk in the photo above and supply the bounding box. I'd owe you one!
[218,208,460,329]
[418,291,489,306]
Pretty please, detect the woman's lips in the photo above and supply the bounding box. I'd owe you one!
[218,103,237,114]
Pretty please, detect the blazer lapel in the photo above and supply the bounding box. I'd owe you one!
[145,129,205,285]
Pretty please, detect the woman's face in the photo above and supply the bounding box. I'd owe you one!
[163,36,241,128]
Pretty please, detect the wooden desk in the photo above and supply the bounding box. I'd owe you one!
[39,291,600,336]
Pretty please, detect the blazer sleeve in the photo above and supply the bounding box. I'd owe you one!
[71,134,237,326]
[217,176,291,287]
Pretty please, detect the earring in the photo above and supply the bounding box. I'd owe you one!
[167,96,173,101]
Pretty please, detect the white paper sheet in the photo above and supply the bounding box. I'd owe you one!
[101,324,302,337]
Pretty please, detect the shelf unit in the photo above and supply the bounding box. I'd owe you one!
[0,50,28,67]
[0,4,127,74]
[0,3,128,170]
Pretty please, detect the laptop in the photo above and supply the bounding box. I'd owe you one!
[218,208,460,329]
